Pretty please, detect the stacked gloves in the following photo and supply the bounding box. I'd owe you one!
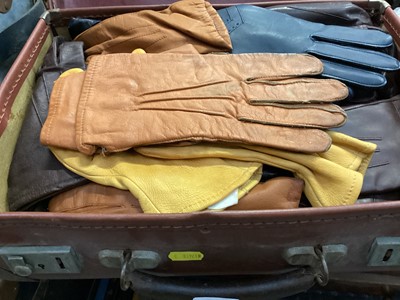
[48,178,304,214]
[50,131,375,209]
[74,0,232,57]
[30,0,382,213]
[40,51,376,211]
[41,52,348,154]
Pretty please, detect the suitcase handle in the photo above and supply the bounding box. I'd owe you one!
[126,268,316,299]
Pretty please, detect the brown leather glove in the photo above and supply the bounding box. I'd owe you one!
[226,177,304,210]
[74,0,232,57]
[41,53,348,155]
[48,177,302,214]
[48,183,143,214]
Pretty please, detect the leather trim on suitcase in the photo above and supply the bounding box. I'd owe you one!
[0,20,49,137]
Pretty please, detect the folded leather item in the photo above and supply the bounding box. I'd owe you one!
[48,183,143,214]
[269,2,373,27]
[7,37,89,211]
[226,177,303,210]
[217,5,400,88]
[74,0,232,57]
[49,176,302,214]
[50,147,262,213]
[65,2,373,42]
[42,64,262,215]
[335,97,400,198]
[136,131,376,207]
[41,53,348,155]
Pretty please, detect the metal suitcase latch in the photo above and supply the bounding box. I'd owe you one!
[99,249,161,290]
[0,246,82,277]
[368,237,400,267]
[283,244,348,286]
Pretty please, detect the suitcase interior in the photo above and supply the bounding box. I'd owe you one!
[1,0,400,295]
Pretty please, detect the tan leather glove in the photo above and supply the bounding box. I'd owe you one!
[226,177,303,210]
[48,183,143,214]
[48,177,302,214]
[41,53,348,155]
[74,0,232,57]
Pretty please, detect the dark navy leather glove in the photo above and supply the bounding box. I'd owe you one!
[218,5,400,88]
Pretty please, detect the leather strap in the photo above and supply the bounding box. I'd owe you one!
[383,6,400,49]
[0,19,49,138]
[128,269,315,300]
[48,0,370,9]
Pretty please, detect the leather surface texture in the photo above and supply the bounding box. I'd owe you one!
[7,37,89,211]
[0,0,400,285]
[40,53,348,155]
[73,0,232,57]
[0,202,399,279]
[0,19,49,137]
[335,97,400,199]
[218,5,400,88]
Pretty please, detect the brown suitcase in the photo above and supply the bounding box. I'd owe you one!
[1,0,400,298]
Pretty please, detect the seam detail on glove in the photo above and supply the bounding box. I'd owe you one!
[368,161,389,168]
[77,56,99,153]
[313,32,391,48]
[341,172,357,206]
[98,27,165,54]
[43,76,64,146]
[309,42,399,70]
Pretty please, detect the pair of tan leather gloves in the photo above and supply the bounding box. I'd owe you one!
[43,0,376,214]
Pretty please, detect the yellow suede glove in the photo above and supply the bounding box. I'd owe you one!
[50,148,262,213]
[136,131,376,207]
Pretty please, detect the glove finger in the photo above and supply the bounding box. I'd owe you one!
[312,26,393,48]
[244,77,348,103]
[238,103,347,129]
[321,59,387,88]
[134,96,346,129]
[307,41,400,71]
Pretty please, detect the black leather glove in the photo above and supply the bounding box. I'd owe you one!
[7,37,89,211]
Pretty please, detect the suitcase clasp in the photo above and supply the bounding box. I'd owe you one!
[99,249,161,290]
[0,246,82,277]
[283,244,348,286]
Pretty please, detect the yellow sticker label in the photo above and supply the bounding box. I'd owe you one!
[168,251,204,261]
